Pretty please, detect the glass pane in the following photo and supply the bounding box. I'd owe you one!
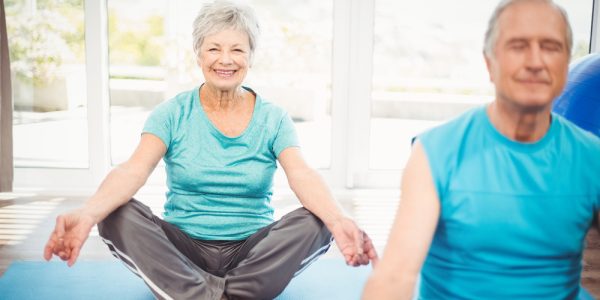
[370,0,593,170]
[7,0,88,168]
[108,0,333,169]
[107,0,165,165]
[555,0,594,60]
[247,0,333,169]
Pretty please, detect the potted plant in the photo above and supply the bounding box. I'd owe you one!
[8,9,79,112]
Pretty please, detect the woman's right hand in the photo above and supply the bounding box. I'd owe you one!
[43,209,96,267]
[41,135,166,267]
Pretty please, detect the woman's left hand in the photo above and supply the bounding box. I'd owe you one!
[328,217,379,267]
[277,147,379,266]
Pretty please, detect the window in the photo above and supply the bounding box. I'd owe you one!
[369,0,594,171]
[108,0,333,169]
[7,0,88,168]
[11,0,597,190]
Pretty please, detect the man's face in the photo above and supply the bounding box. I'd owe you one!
[485,1,570,111]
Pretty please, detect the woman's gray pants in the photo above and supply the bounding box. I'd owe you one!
[97,199,333,300]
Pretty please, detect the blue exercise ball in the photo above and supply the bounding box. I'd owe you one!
[553,53,600,138]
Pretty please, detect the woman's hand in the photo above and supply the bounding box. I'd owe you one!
[43,209,96,267]
[41,134,165,267]
[328,217,379,267]
[277,147,379,267]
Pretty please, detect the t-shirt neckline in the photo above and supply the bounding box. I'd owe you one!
[480,105,557,153]
[194,85,260,140]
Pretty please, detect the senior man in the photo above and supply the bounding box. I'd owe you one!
[363,0,600,299]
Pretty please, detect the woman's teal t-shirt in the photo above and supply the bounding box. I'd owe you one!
[143,86,298,240]
[418,106,600,299]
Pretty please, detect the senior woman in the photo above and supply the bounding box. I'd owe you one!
[43,1,377,299]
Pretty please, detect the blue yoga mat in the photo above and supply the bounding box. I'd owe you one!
[0,260,152,300]
[0,258,371,300]
[0,259,594,299]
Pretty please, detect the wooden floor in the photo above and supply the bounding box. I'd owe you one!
[0,193,599,298]
[584,229,600,297]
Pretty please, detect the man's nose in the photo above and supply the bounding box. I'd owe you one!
[524,45,545,72]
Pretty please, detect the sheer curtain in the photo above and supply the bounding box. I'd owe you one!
[0,0,13,192]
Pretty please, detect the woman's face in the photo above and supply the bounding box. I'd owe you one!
[197,28,251,92]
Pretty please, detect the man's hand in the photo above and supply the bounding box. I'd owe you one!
[328,217,379,267]
[43,209,96,267]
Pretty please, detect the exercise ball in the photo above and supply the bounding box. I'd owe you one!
[553,53,600,138]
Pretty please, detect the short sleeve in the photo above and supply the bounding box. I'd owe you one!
[272,112,299,157]
[142,101,173,149]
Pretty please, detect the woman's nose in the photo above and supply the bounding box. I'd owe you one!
[218,51,233,65]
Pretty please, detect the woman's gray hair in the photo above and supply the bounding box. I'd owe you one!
[192,0,260,59]
[483,0,573,58]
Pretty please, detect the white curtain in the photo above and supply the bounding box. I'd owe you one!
[0,0,13,192]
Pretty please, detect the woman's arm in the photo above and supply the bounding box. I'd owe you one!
[81,133,166,223]
[277,147,343,227]
[43,133,166,265]
[362,141,440,299]
[278,147,378,266]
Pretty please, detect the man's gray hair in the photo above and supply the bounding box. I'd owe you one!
[192,0,260,60]
[483,0,573,58]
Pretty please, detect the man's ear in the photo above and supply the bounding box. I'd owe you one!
[484,52,495,83]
